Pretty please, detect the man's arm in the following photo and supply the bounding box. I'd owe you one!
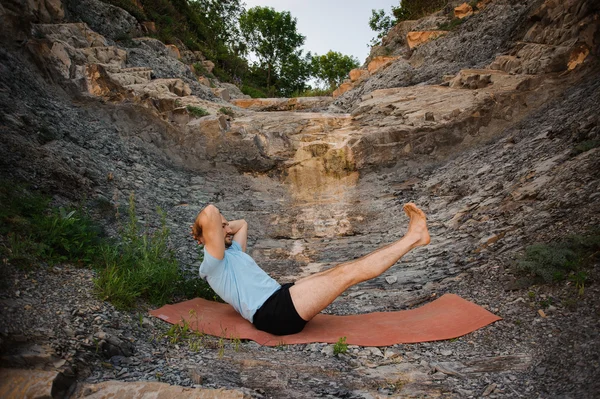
[228,219,248,252]
[197,204,226,260]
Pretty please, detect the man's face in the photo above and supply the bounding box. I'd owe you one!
[221,215,234,248]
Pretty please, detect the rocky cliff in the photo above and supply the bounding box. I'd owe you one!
[0,0,599,398]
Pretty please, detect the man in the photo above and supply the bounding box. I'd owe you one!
[191,203,430,336]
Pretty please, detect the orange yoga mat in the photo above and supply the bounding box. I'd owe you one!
[150,294,501,347]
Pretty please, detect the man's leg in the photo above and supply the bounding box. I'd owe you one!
[289,203,430,321]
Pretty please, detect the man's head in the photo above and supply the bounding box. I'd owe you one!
[192,212,234,248]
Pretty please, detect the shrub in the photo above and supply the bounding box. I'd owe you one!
[218,107,234,117]
[517,231,600,283]
[291,87,334,97]
[1,181,218,309]
[241,85,267,98]
[572,140,600,155]
[393,0,448,22]
[186,105,210,117]
[333,336,348,355]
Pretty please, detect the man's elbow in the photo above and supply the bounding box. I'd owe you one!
[201,204,220,217]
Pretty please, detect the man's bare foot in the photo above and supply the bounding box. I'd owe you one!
[403,203,431,247]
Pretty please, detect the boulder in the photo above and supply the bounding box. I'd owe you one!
[221,83,250,100]
[367,56,398,74]
[202,60,215,73]
[10,0,65,23]
[212,87,230,101]
[80,46,127,68]
[166,44,180,59]
[454,3,474,19]
[406,31,449,49]
[333,82,353,98]
[349,68,369,82]
[69,0,141,41]
[32,23,108,48]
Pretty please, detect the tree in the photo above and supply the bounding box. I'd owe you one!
[278,51,312,96]
[311,51,360,90]
[239,6,305,89]
[369,8,396,46]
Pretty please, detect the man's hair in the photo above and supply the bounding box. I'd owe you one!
[191,217,202,241]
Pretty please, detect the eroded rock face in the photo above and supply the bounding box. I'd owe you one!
[231,97,333,111]
[406,31,448,49]
[454,3,474,19]
[68,0,141,41]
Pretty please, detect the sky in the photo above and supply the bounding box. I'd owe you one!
[242,0,400,65]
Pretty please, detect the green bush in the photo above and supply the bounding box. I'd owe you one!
[218,107,234,117]
[241,84,267,98]
[393,0,448,22]
[186,105,210,117]
[0,181,218,309]
[573,140,600,155]
[95,194,184,309]
[291,87,334,97]
[517,231,600,283]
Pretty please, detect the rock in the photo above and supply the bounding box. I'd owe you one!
[166,44,181,60]
[349,69,369,82]
[74,381,248,398]
[440,349,453,356]
[432,371,447,380]
[212,88,230,101]
[482,383,497,396]
[367,56,398,74]
[333,82,353,98]
[69,0,141,41]
[0,368,75,398]
[202,60,215,74]
[321,346,334,356]
[454,3,474,19]
[385,276,397,285]
[406,31,448,50]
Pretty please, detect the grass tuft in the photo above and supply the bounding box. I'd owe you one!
[186,105,210,118]
[1,181,218,310]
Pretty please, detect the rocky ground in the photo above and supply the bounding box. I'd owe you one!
[1,0,599,397]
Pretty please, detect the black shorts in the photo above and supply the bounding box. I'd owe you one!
[252,283,307,336]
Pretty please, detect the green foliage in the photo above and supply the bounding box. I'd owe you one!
[517,231,600,284]
[573,140,600,155]
[239,6,305,88]
[333,336,348,355]
[219,107,234,117]
[311,51,360,90]
[291,87,334,98]
[94,195,181,309]
[392,0,448,22]
[241,84,267,98]
[0,180,218,310]
[186,105,210,117]
[0,182,102,267]
[438,17,464,31]
[369,8,396,46]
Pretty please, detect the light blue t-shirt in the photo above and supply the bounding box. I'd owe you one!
[199,240,281,322]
